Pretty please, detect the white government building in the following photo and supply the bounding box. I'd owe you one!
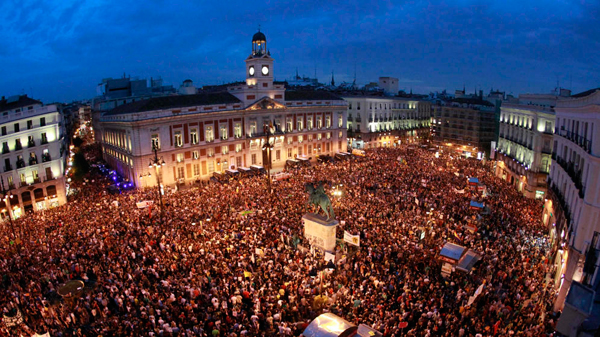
[344,96,431,149]
[494,90,569,199]
[539,88,600,336]
[0,95,68,219]
[96,30,347,188]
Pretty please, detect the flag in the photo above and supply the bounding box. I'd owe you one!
[244,271,252,278]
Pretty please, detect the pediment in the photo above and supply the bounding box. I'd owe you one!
[247,96,286,110]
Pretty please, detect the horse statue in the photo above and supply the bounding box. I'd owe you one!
[305,182,335,220]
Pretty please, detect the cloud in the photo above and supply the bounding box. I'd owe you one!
[0,0,597,102]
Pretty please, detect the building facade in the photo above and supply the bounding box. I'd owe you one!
[96,31,347,188]
[344,96,431,149]
[431,98,499,157]
[494,93,561,199]
[540,88,600,333]
[0,95,68,219]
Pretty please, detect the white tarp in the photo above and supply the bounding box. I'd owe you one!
[136,200,154,209]
[343,231,360,246]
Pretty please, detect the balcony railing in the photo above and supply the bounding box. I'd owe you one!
[28,140,35,148]
[20,181,28,187]
[33,177,41,184]
[555,156,586,198]
[559,130,592,153]
[1,147,8,154]
[16,160,25,169]
[42,154,51,163]
[4,165,12,172]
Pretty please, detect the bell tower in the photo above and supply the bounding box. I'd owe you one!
[246,28,273,88]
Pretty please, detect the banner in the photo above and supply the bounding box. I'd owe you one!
[343,231,360,247]
[324,252,335,263]
[136,200,154,209]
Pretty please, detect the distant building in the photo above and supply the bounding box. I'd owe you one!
[344,96,431,149]
[378,77,398,96]
[95,30,347,187]
[178,79,197,95]
[494,89,569,199]
[93,76,176,112]
[545,87,600,336]
[0,95,67,219]
[431,97,499,157]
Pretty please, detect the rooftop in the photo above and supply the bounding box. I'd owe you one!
[285,90,344,102]
[571,87,600,98]
[0,95,42,113]
[105,92,241,115]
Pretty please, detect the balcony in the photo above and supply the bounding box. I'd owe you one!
[347,116,353,122]
[20,181,28,187]
[555,156,586,198]
[356,117,362,122]
[4,164,12,172]
[1,147,8,154]
[8,183,15,189]
[29,157,38,165]
[44,175,55,182]
[42,154,51,163]
[16,160,26,169]
[41,138,49,145]
[33,177,41,184]
[28,140,35,148]
[559,130,592,153]
[15,143,22,151]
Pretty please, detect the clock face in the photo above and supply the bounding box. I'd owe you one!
[262,65,269,75]
[249,66,255,76]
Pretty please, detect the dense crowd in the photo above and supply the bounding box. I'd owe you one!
[0,145,558,336]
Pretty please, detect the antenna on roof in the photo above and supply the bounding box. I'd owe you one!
[258,24,261,32]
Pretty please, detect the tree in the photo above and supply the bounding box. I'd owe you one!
[72,152,89,181]
[72,137,84,148]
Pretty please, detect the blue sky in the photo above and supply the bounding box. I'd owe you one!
[0,0,598,103]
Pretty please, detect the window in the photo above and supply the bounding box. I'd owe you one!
[235,144,242,152]
[357,102,361,110]
[1,126,6,136]
[2,142,8,154]
[326,132,331,140]
[193,164,200,176]
[339,131,343,138]
[236,156,242,168]
[27,120,32,129]
[297,118,303,130]
[206,126,214,142]
[174,131,182,147]
[234,123,242,138]
[286,119,292,132]
[287,137,292,145]
[40,117,46,127]
[207,160,215,173]
[20,173,26,184]
[28,135,35,147]
[250,122,257,136]
[177,167,185,179]
[308,134,313,141]
[14,123,19,133]
[275,150,280,161]
[251,154,257,165]
[349,102,352,109]
[42,149,50,162]
[220,125,228,140]
[307,117,313,130]
[317,133,322,140]
[193,151,199,159]
[29,152,37,165]
[338,115,343,128]
[298,146,303,156]
[317,116,322,129]
[190,128,198,144]
[288,148,292,158]
[15,139,22,150]
[298,135,304,143]
[207,148,215,157]
[221,145,228,155]
[176,153,184,163]
[151,134,160,149]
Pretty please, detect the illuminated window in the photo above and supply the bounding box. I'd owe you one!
[235,144,242,152]
[234,123,242,138]
[220,125,228,140]
[151,134,160,149]
[221,145,229,155]
[193,151,199,159]
[190,128,198,144]
[176,153,184,163]
[174,131,182,147]
[205,126,214,142]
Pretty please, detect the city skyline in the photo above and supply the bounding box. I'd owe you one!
[1,0,598,103]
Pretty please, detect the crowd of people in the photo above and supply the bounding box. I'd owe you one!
[0,144,559,336]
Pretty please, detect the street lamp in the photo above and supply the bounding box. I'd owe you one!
[149,144,166,216]
[262,122,275,194]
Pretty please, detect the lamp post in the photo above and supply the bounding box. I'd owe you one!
[0,177,16,242]
[262,123,274,194]
[148,144,166,216]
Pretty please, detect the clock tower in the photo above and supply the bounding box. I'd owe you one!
[245,29,274,89]
[229,29,284,107]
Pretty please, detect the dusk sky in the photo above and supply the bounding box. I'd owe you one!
[1,0,598,103]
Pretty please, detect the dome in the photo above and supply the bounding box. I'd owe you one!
[252,31,266,43]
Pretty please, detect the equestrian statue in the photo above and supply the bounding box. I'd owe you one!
[305,182,335,220]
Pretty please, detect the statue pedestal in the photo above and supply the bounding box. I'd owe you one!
[303,213,339,253]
